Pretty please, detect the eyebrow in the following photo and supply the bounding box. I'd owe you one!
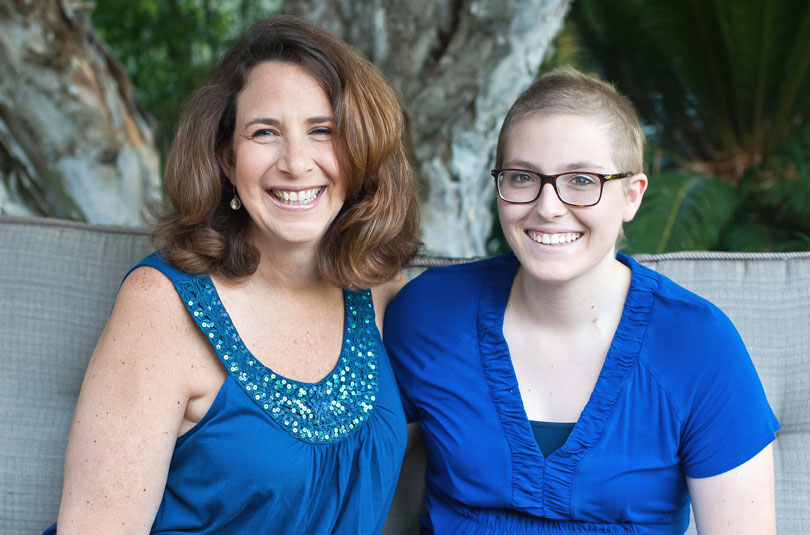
[505,159,608,172]
[245,116,335,127]
[560,161,608,171]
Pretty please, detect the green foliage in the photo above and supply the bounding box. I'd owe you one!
[534,0,810,253]
[625,123,810,253]
[624,172,739,254]
[92,0,281,161]
[570,0,810,179]
[726,122,810,251]
[719,221,810,252]
[751,125,810,236]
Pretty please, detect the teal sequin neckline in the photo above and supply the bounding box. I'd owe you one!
[175,277,379,444]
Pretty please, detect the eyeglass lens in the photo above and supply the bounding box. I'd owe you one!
[497,171,602,205]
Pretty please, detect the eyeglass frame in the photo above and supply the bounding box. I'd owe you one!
[491,168,635,207]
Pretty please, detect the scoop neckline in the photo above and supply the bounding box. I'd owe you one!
[203,275,349,387]
[174,272,382,444]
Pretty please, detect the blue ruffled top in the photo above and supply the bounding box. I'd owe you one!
[384,251,778,534]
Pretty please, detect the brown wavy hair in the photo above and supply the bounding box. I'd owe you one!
[153,15,420,288]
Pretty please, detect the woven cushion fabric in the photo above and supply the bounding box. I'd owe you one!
[2,216,808,535]
[637,252,810,535]
[0,216,151,534]
[381,443,428,535]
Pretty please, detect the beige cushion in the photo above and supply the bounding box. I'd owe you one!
[1,216,807,534]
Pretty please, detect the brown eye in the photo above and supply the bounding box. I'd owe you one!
[250,128,278,139]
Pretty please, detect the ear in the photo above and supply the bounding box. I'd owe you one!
[622,173,648,222]
[217,146,235,185]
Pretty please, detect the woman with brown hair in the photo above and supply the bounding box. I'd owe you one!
[45,15,419,535]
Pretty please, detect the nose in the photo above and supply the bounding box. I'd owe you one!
[277,135,314,178]
[534,183,567,219]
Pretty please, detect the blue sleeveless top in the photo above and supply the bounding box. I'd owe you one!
[45,252,407,534]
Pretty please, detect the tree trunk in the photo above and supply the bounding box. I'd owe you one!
[287,0,570,257]
[0,0,160,225]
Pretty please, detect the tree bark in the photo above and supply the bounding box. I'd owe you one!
[0,0,160,225]
[287,0,570,257]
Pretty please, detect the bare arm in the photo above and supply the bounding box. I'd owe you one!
[687,444,776,535]
[56,268,203,534]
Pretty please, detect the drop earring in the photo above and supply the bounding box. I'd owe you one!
[230,187,242,210]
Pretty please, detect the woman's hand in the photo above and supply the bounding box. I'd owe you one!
[55,268,206,534]
[687,443,776,535]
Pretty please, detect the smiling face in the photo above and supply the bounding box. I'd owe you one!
[222,60,346,252]
[497,113,647,286]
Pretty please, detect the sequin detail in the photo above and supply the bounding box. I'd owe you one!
[175,277,379,444]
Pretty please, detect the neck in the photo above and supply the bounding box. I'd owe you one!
[245,226,329,293]
[509,253,630,330]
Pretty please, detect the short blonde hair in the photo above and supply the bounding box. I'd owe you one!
[495,67,644,174]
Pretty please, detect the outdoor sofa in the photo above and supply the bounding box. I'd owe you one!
[1,215,808,534]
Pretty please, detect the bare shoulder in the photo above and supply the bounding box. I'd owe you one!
[115,265,186,319]
[95,266,209,388]
[370,271,408,320]
[114,266,200,337]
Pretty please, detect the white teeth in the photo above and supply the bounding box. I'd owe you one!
[530,232,582,245]
[273,187,322,204]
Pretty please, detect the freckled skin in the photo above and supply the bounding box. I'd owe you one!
[53,60,409,535]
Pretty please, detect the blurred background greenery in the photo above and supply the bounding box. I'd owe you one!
[93,0,810,255]
[92,0,282,159]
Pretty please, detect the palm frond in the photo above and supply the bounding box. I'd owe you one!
[624,172,740,254]
[765,4,810,152]
[720,221,810,252]
[570,0,810,178]
[748,124,810,234]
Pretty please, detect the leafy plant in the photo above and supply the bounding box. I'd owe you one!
[624,172,739,254]
[729,122,810,251]
[570,0,810,180]
[92,0,281,161]
[625,122,810,253]
[536,0,810,254]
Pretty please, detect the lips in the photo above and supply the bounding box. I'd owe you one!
[527,230,583,245]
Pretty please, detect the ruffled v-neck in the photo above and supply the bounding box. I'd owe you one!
[476,252,658,517]
[385,250,778,533]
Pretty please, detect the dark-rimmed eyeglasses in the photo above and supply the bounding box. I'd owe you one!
[491,168,634,207]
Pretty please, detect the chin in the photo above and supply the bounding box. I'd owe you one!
[285,232,328,245]
[517,256,573,282]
